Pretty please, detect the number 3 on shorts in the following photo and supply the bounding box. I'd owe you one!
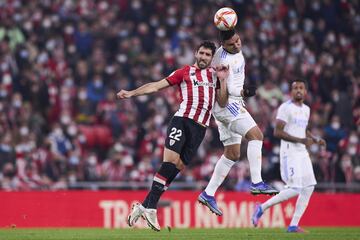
[290,167,294,176]
[169,127,182,141]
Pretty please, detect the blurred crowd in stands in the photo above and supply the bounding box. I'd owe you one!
[0,0,359,191]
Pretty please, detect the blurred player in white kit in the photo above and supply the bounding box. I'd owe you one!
[252,78,326,233]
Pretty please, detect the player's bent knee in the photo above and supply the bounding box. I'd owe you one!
[175,159,186,170]
[224,147,240,161]
[245,126,263,141]
[163,148,185,170]
[302,185,315,195]
[163,157,184,170]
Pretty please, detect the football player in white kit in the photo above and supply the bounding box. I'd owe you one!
[198,30,278,216]
[252,79,326,233]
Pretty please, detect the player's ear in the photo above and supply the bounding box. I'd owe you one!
[194,50,198,58]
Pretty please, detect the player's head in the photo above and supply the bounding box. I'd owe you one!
[290,78,307,102]
[219,29,241,54]
[194,41,216,69]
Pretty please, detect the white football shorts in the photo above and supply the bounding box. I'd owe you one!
[214,101,257,146]
[280,145,317,188]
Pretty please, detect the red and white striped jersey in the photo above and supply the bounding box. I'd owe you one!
[166,65,219,126]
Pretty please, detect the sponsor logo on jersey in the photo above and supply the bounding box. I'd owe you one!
[192,80,216,88]
[291,118,308,128]
[170,139,175,146]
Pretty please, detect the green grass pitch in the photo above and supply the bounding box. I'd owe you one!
[0,228,359,240]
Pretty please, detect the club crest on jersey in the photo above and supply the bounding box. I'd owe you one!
[169,139,175,146]
[192,79,216,88]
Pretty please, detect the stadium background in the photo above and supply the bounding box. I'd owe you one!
[0,0,359,230]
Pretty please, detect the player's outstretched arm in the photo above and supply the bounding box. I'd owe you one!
[215,65,229,107]
[274,119,313,146]
[116,79,170,99]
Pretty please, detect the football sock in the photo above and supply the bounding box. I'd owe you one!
[164,164,180,191]
[204,155,236,196]
[261,188,299,211]
[247,140,263,184]
[142,162,180,209]
[290,186,314,226]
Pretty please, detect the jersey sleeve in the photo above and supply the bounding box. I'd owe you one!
[212,51,227,90]
[211,54,220,67]
[306,106,311,121]
[166,66,186,85]
[212,53,226,67]
[276,103,289,123]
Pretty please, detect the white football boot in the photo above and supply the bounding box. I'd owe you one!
[127,203,145,227]
[143,208,161,231]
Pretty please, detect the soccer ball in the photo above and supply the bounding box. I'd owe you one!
[214,7,238,31]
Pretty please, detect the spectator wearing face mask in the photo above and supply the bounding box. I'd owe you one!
[324,115,347,153]
[87,74,106,110]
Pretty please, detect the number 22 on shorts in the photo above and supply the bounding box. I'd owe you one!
[169,127,182,146]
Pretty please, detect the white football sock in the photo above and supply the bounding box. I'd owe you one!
[247,140,263,184]
[290,186,314,226]
[261,188,299,211]
[204,155,236,196]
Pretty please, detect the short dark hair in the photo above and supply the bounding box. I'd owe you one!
[219,29,236,42]
[196,40,216,56]
[290,78,308,89]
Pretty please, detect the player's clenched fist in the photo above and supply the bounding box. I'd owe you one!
[116,90,133,99]
[215,64,229,81]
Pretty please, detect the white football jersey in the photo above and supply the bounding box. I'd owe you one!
[212,46,245,98]
[276,100,310,151]
[212,46,246,122]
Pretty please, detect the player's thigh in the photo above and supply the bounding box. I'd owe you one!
[229,110,257,137]
[216,119,242,146]
[223,143,241,161]
[280,150,310,187]
[299,152,317,187]
[181,119,207,165]
[280,151,299,184]
[165,116,186,160]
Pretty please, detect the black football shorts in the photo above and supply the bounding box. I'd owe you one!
[164,116,206,165]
